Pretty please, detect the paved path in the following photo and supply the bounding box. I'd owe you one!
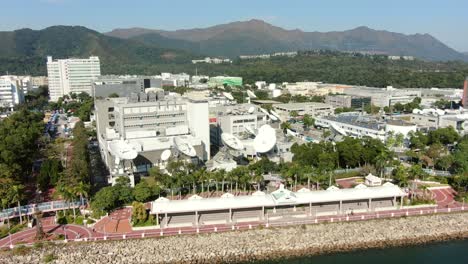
[1,186,465,248]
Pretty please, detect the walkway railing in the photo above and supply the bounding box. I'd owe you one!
[0,199,87,221]
[1,205,466,249]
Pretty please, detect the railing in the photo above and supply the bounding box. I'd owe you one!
[2,205,466,249]
[0,199,87,221]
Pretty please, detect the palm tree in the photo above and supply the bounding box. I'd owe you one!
[9,185,24,225]
[74,181,90,206]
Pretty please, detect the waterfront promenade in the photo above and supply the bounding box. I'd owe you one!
[0,186,463,249]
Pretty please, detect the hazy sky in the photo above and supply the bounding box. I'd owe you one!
[2,0,468,51]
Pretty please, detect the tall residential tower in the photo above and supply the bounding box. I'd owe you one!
[463,77,468,109]
[47,56,101,101]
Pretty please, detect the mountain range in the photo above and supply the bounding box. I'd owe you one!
[106,19,468,61]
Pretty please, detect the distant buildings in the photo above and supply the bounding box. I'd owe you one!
[388,55,415,61]
[47,56,101,101]
[316,113,416,141]
[192,57,232,64]
[342,86,421,108]
[208,76,243,87]
[409,110,468,134]
[273,102,334,118]
[239,51,297,60]
[463,77,468,109]
[325,94,371,109]
[93,75,162,98]
[0,76,25,109]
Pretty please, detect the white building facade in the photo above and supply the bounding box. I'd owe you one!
[47,56,101,101]
[0,76,25,109]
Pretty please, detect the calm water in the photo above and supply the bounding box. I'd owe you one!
[251,239,468,264]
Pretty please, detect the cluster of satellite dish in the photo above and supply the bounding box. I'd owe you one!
[221,124,277,155]
[108,140,141,166]
[108,135,198,168]
[412,108,445,116]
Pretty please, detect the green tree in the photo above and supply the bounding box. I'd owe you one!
[91,186,118,214]
[133,180,153,202]
[131,201,148,225]
[9,184,25,224]
[302,114,315,129]
[114,176,133,204]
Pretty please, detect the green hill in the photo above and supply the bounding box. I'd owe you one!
[0,26,196,75]
[107,19,468,61]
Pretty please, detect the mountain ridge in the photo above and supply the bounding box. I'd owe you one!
[106,19,468,61]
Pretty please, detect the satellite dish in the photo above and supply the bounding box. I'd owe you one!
[161,149,172,161]
[108,140,140,160]
[221,133,244,151]
[254,125,277,153]
[270,110,282,121]
[247,90,257,98]
[268,114,278,121]
[245,126,256,135]
[412,109,421,114]
[248,106,255,113]
[174,137,197,157]
[436,109,445,116]
[223,92,234,101]
[259,108,269,115]
[286,129,298,137]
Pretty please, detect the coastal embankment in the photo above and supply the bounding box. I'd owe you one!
[2,212,468,263]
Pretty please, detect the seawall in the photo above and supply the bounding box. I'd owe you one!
[2,212,468,263]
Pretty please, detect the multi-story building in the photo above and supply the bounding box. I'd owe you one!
[463,77,468,109]
[31,76,48,88]
[342,86,421,108]
[0,76,25,109]
[208,76,243,87]
[95,91,210,185]
[325,94,371,109]
[273,102,334,118]
[47,56,101,101]
[316,113,416,141]
[409,111,468,135]
[93,75,162,98]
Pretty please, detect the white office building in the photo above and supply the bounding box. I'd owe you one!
[0,76,25,109]
[47,56,101,101]
[95,91,210,185]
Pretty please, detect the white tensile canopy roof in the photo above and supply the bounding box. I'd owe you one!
[365,173,381,181]
[151,184,406,214]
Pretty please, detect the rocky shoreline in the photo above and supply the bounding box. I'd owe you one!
[2,212,468,263]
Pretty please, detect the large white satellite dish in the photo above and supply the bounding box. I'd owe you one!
[245,126,256,135]
[223,92,234,101]
[254,125,277,153]
[174,137,197,157]
[108,140,140,160]
[221,133,244,151]
[161,149,172,161]
[412,109,421,114]
[248,106,255,113]
[247,90,257,98]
